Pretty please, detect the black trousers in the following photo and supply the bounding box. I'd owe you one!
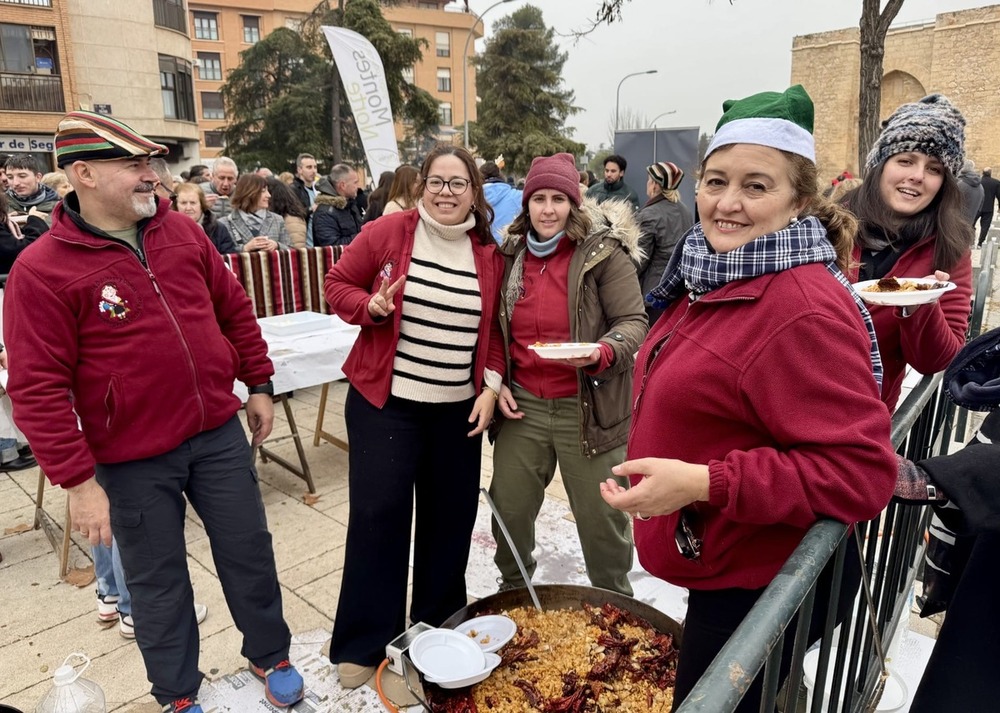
[671,535,861,713]
[910,532,1000,712]
[977,211,993,245]
[330,387,482,666]
[97,415,291,705]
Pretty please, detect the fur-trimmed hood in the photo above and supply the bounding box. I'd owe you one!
[500,196,643,260]
[315,192,348,209]
[314,176,348,209]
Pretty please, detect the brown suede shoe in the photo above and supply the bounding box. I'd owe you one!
[337,662,375,689]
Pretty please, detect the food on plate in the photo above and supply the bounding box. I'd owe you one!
[426,602,678,712]
[861,277,947,293]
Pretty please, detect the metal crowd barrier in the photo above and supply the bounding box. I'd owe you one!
[679,373,950,713]
[953,236,996,445]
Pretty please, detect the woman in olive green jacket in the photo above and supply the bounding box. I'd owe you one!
[489,153,647,596]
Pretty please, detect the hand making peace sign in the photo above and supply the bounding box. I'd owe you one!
[367,275,406,319]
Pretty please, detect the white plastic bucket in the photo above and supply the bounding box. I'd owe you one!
[802,648,908,712]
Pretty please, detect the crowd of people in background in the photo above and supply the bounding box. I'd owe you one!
[1,80,996,712]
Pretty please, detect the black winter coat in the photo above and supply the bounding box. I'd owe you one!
[313,177,363,247]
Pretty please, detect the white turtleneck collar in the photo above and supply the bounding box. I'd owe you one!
[416,199,475,241]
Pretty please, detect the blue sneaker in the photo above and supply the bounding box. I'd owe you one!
[249,659,304,708]
[160,698,202,713]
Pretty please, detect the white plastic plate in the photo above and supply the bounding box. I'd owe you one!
[855,278,956,307]
[453,615,517,654]
[408,628,485,682]
[426,652,502,689]
[527,342,601,359]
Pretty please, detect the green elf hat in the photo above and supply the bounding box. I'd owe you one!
[706,84,815,163]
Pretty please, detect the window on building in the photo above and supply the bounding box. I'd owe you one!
[401,65,414,84]
[153,0,186,34]
[418,2,438,9]
[0,23,60,75]
[242,16,261,44]
[196,52,221,81]
[438,102,452,126]
[435,32,450,58]
[204,130,226,148]
[201,91,225,120]
[436,67,451,93]
[193,12,218,41]
[159,54,195,122]
[397,28,413,38]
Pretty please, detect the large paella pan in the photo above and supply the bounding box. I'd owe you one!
[404,584,683,712]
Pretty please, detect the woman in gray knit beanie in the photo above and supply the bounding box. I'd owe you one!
[843,93,975,411]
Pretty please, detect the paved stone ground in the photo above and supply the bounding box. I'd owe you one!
[2,242,997,713]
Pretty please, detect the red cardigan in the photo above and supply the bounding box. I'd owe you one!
[629,264,896,591]
[323,209,505,408]
[847,239,972,410]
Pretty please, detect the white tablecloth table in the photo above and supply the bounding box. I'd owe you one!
[237,314,359,493]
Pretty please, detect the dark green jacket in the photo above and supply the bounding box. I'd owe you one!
[585,178,640,211]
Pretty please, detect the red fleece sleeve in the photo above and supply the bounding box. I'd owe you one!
[3,263,96,488]
[897,252,972,375]
[202,231,273,386]
[707,312,896,528]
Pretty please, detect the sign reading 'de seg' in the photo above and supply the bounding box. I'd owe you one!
[0,135,55,153]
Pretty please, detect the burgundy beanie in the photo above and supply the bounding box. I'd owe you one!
[521,153,582,207]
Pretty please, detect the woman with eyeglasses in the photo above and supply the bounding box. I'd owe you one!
[488,152,647,597]
[599,87,896,712]
[323,145,505,690]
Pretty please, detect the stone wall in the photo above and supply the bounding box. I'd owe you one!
[791,4,1000,183]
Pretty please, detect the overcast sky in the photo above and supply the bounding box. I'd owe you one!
[461,0,994,151]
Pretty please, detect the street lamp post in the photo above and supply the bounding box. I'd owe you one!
[648,110,677,127]
[463,0,514,149]
[615,69,658,135]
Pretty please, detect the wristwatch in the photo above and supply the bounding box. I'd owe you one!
[247,380,275,396]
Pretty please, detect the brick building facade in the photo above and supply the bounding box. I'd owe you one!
[791,4,1000,184]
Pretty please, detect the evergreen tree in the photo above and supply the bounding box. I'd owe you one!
[471,5,584,175]
[301,0,440,166]
[221,0,439,171]
[220,28,330,171]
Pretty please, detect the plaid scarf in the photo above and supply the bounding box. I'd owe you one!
[648,216,883,389]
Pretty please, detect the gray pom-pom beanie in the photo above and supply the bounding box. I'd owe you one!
[865,94,966,176]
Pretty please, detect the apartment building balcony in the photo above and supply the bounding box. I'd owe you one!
[0,72,64,113]
[153,0,187,34]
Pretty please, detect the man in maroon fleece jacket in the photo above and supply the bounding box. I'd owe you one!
[2,111,303,713]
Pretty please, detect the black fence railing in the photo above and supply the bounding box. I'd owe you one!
[153,0,187,34]
[0,72,64,113]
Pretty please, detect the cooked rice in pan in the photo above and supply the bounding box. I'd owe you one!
[426,602,678,712]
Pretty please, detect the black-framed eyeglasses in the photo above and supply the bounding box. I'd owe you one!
[674,508,703,560]
[423,176,470,195]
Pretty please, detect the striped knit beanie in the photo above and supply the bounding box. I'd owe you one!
[55,111,168,168]
[647,161,684,191]
[865,94,966,176]
[706,85,815,163]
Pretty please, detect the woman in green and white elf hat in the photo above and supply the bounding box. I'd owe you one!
[600,85,897,712]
